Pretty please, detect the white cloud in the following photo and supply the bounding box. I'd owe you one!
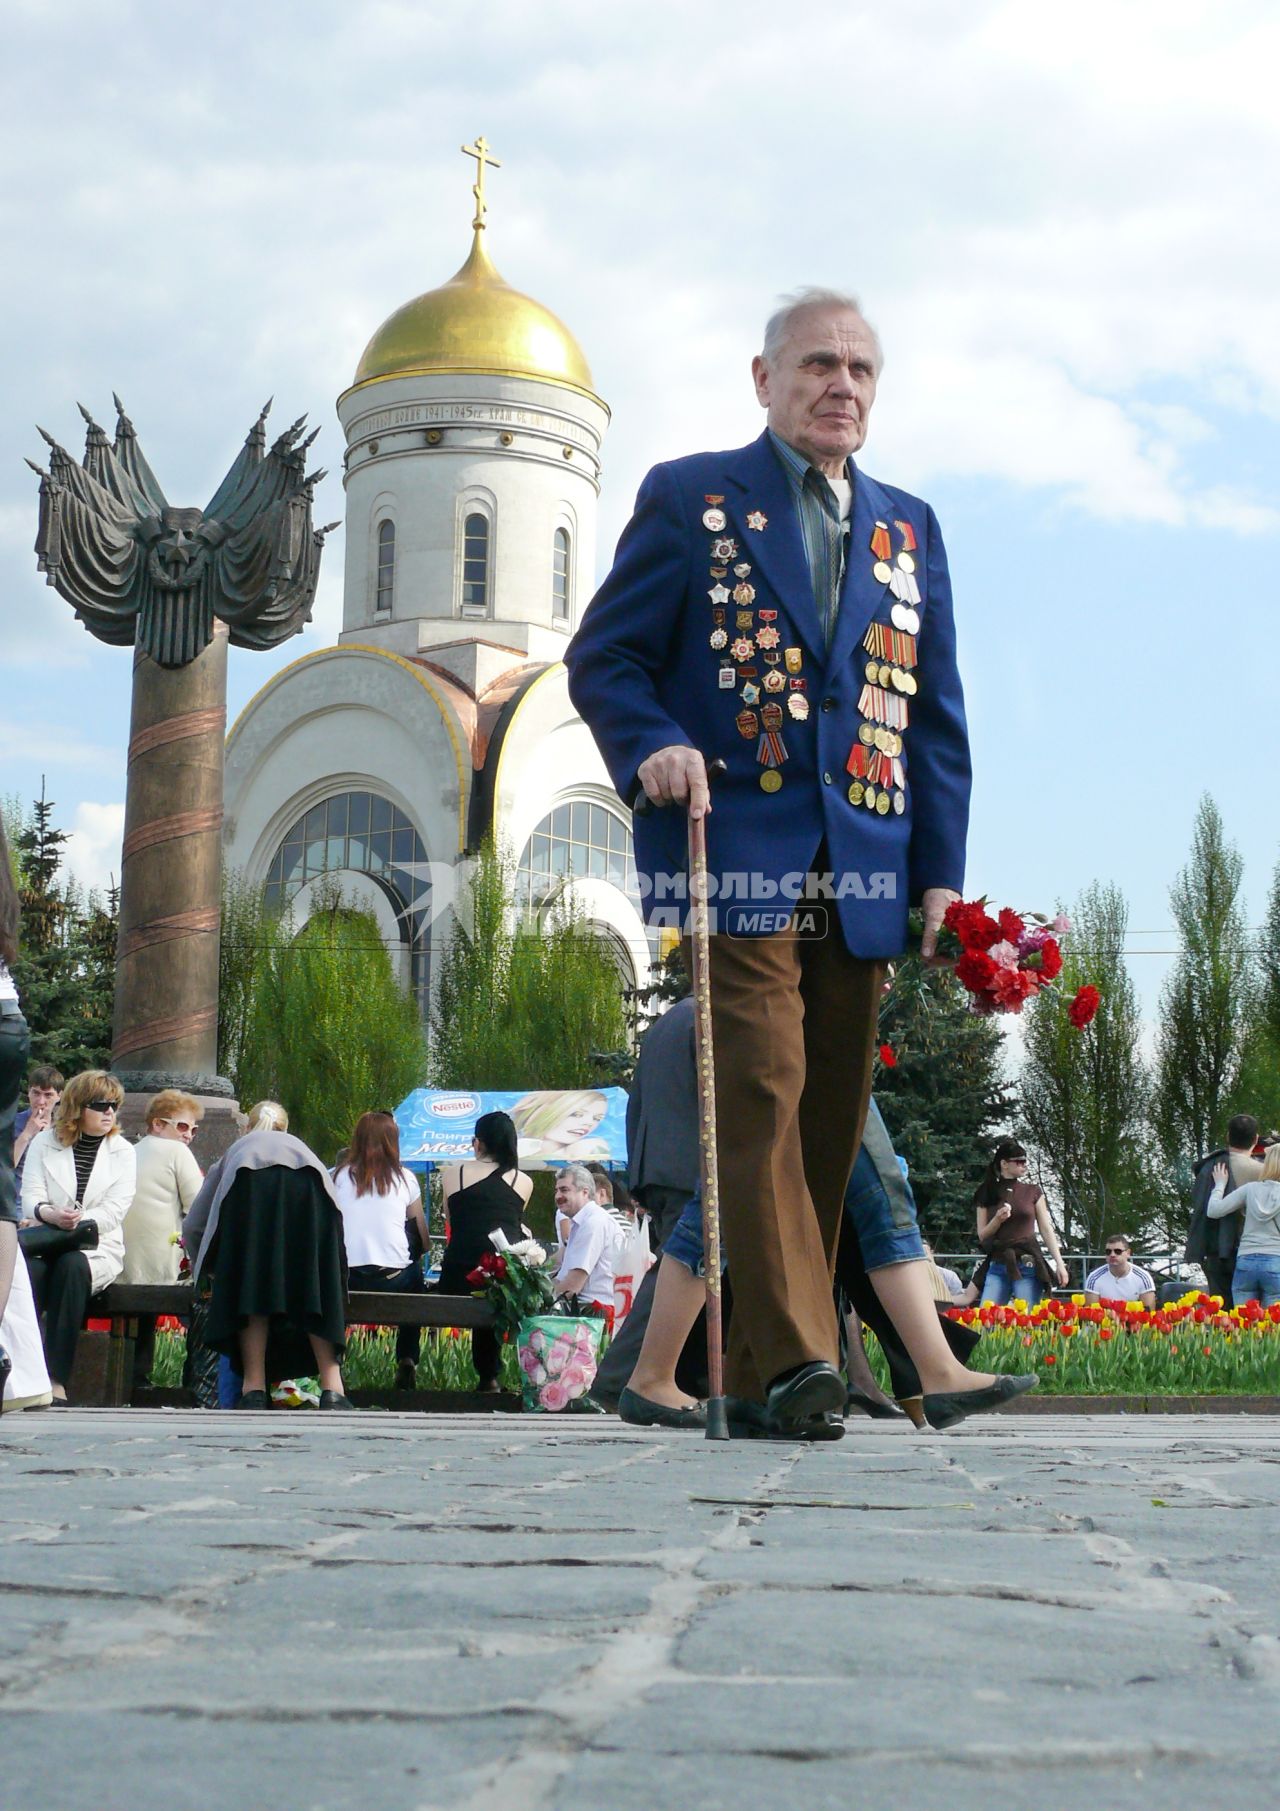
[0,725,116,770]
[4,0,1279,568]
[63,802,125,897]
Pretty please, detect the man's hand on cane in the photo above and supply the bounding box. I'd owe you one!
[637,746,710,819]
[919,886,960,966]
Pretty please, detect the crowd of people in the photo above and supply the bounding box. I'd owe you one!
[1,1009,1275,1420]
[0,1015,645,1411]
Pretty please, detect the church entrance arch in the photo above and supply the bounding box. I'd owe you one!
[514,797,657,993]
[263,789,433,1013]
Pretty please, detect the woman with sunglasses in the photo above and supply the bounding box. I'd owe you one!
[972,1138,1068,1308]
[122,1091,206,1386]
[19,1070,137,1403]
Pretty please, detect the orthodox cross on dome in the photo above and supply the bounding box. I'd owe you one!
[460,135,502,231]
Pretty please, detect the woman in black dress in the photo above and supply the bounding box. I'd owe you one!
[182,1101,352,1410]
[436,1111,533,1391]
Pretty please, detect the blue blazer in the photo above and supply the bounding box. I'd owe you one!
[565,431,970,957]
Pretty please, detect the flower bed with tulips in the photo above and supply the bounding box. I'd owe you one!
[148,1294,1280,1401]
[941,1293,1280,1395]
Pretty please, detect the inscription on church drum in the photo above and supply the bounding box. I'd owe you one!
[358,403,594,449]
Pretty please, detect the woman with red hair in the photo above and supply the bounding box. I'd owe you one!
[333,1111,428,1391]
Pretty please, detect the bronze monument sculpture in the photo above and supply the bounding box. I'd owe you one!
[29,398,334,1115]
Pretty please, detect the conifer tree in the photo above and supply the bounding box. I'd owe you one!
[1151,796,1253,1208]
[233,879,427,1161]
[1020,882,1151,1249]
[9,786,116,1071]
[873,959,1013,1251]
[430,840,628,1091]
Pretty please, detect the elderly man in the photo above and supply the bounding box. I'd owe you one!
[567,286,974,1437]
[552,1163,618,1325]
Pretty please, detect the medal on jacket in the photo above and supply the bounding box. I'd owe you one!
[757,702,787,789]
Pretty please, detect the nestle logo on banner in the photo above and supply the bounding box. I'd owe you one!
[430,1096,479,1118]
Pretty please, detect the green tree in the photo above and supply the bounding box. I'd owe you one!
[218,871,290,1089]
[1151,797,1253,1210]
[430,840,628,1091]
[1020,883,1152,1250]
[230,879,427,1162]
[873,959,1013,1252]
[1228,853,1280,1137]
[9,786,117,1072]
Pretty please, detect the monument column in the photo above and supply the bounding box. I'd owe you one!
[113,622,229,1095]
[31,398,334,1156]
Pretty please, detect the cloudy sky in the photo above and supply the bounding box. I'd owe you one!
[3,0,1277,1021]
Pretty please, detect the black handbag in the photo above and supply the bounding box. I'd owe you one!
[18,1219,99,1260]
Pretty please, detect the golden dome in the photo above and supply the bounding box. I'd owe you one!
[351,231,599,401]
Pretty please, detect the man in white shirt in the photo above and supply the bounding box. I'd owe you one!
[553,1164,617,1319]
[1084,1235,1156,1309]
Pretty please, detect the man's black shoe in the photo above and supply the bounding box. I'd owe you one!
[766,1360,846,1432]
[237,1389,270,1411]
[923,1373,1038,1430]
[726,1396,844,1441]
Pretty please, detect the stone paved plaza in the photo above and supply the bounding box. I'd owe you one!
[2,1409,1278,1809]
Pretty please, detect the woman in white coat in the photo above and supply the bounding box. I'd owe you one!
[20,1069,136,1403]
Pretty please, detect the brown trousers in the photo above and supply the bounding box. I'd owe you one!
[687,910,885,1402]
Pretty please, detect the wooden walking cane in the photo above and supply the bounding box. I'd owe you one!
[635,755,729,1440]
[688,758,730,1439]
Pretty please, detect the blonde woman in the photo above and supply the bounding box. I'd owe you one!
[511,1090,609,1161]
[20,1069,136,1403]
[1210,1144,1280,1307]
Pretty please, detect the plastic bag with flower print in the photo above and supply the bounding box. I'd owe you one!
[515,1314,605,1412]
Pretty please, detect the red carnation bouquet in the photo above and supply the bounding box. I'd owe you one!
[931,899,1100,1028]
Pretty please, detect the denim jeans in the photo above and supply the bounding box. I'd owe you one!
[663,1097,924,1277]
[664,1189,712,1276]
[980,1257,1044,1307]
[1231,1252,1280,1308]
[842,1099,926,1271]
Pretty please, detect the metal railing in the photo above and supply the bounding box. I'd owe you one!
[932,1251,1205,1292]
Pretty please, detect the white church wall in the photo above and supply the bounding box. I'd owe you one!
[223,647,469,889]
[491,666,651,990]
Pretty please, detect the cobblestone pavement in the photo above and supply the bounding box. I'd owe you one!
[2,1410,1278,1810]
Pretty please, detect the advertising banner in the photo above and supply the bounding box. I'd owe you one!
[396,1087,629,1170]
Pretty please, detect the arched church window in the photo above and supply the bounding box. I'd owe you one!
[263,790,431,1014]
[515,800,661,992]
[552,527,571,625]
[375,520,395,614]
[461,512,490,616]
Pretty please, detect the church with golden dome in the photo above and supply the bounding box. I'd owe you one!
[222,140,653,1006]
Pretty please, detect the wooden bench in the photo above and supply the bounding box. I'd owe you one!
[92,1283,495,1407]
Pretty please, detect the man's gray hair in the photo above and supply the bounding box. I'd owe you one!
[560,1162,596,1195]
[761,286,884,373]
